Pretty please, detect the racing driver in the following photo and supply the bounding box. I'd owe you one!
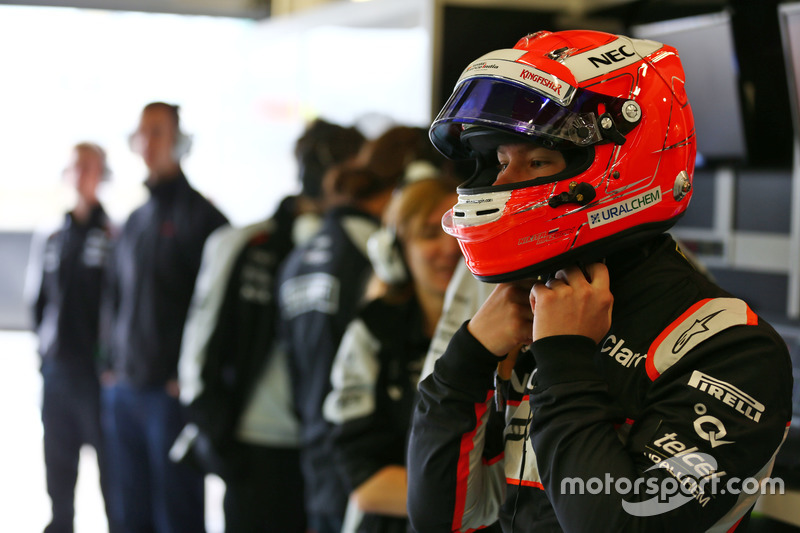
[407,29,793,532]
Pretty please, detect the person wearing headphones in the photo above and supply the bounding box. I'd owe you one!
[177,118,366,532]
[407,30,793,532]
[322,174,461,533]
[276,125,442,533]
[25,142,117,533]
[101,102,228,533]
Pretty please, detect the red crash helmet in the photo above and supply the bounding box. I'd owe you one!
[431,30,696,282]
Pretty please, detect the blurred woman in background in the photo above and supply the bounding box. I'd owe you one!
[323,174,462,533]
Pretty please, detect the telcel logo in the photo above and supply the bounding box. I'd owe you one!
[650,433,726,481]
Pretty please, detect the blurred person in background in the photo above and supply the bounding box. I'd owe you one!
[352,125,452,190]
[25,142,117,533]
[276,124,438,533]
[322,174,461,533]
[101,102,228,533]
[177,118,365,532]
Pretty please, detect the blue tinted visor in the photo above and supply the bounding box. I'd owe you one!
[430,77,638,160]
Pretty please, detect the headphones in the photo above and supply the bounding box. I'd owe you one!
[128,130,192,162]
[172,131,193,161]
[129,103,193,162]
[367,226,409,284]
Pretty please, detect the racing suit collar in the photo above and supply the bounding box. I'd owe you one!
[604,233,680,306]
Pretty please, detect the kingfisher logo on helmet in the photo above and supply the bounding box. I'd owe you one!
[457,48,576,106]
[430,29,696,282]
[519,69,564,96]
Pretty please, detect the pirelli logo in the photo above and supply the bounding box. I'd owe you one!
[688,371,764,423]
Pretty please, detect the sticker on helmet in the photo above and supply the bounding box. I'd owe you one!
[458,50,576,106]
[587,187,662,228]
[563,37,662,83]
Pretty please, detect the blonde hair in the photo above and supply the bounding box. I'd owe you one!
[384,175,460,244]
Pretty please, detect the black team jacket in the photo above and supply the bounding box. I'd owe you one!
[29,204,113,372]
[277,205,380,521]
[104,172,228,387]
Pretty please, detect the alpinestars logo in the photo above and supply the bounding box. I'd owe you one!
[673,310,724,354]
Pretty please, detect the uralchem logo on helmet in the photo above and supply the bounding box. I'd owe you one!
[563,36,663,82]
[587,187,662,229]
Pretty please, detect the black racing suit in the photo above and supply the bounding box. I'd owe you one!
[408,234,793,532]
[324,296,429,533]
[277,205,380,525]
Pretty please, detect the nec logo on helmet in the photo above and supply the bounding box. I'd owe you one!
[587,45,636,68]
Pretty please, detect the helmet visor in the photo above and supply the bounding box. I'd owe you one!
[431,77,635,160]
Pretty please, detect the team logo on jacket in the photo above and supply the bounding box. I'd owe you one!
[279,273,340,319]
[601,335,646,368]
[637,419,729,513]
[673,311,723,353]
[693,403,734,448]
[687,371,764,423]
[83,228,110,268]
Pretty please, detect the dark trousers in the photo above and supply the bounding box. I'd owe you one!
[102,382,205,533]
[307,515,345,533]
[222,443,306,533]
[41,362,114,533]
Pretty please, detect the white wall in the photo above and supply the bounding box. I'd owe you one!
[0,3,431,230]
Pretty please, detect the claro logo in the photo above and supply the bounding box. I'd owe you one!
[587,45,635,68]
[601,334,646,369]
